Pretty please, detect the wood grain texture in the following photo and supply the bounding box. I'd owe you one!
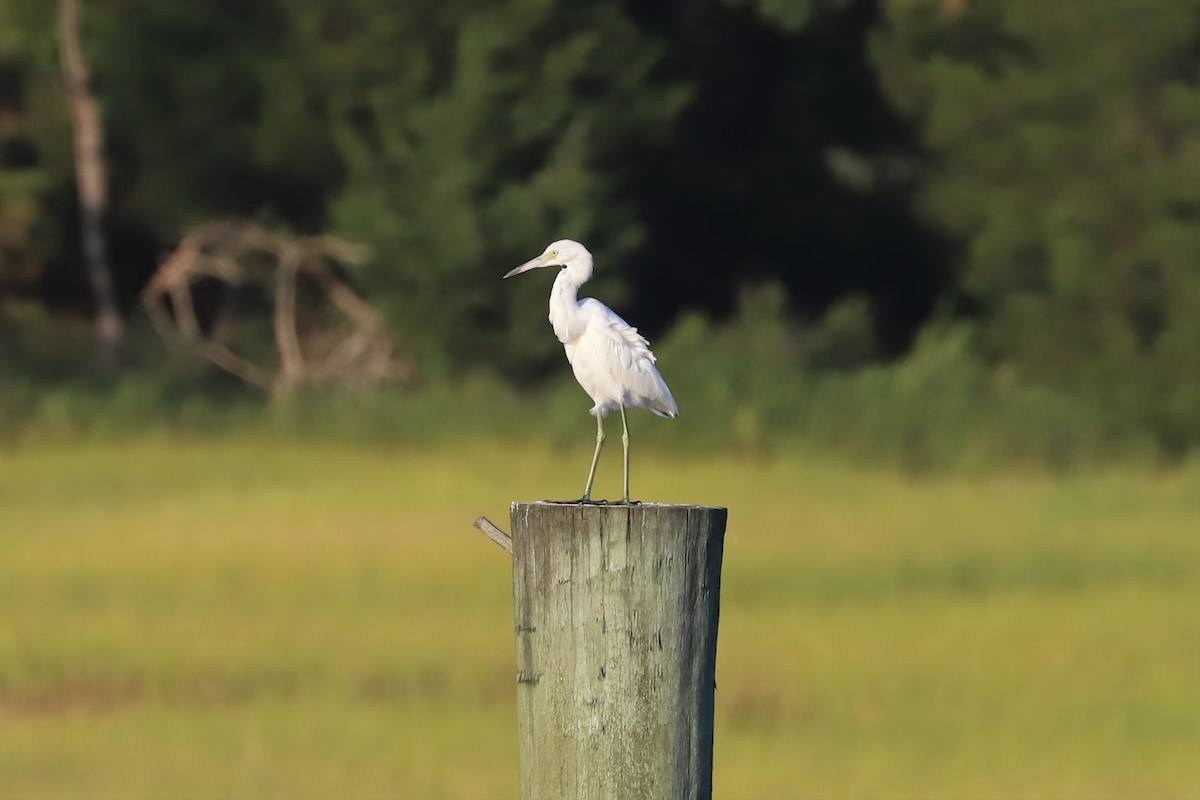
[510,502,727,800]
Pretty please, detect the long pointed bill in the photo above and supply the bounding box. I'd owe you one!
[503,254,551,279]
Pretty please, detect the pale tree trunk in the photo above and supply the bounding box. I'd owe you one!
[58,0,123,364]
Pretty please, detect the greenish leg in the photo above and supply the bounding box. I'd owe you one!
[620,404,631,503]
[582,412,605,502]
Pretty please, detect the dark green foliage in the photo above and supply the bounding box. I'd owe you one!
[873,0,1200,454]
[722,0,855,32]
[308,0,688,373]
[2,0,1200,463]
[2,0,687,373]
[87,3,335,229]
[1,290,1161,472]
[624,0,948,351]
[0,1,62,298]
[650,286,1156,470]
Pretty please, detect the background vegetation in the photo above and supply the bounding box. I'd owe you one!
[3,440,1198,798]
[1,0,1197,464]
[2,1,1200,797]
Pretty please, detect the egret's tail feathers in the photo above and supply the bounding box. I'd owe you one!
[649,392,679,419]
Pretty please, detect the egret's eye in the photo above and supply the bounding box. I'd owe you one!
[550,250,559,257]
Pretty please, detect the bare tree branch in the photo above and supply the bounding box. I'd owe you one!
[273,247,305,395]
[58,0,123,364]
[142,220,417,396]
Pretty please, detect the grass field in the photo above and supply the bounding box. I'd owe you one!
[2,436,1199,799]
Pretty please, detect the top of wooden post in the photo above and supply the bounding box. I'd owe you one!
[511,500,727,512]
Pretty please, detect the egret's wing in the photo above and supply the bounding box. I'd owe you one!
[580,299,679,418]
[580,300,654,362]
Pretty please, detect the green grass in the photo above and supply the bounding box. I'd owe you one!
[2,437,1199,798]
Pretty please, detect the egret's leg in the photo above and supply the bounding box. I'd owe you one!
[620,403,631,503]
[582,412,605,502]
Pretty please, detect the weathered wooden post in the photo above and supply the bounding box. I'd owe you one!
[507,501,727,800]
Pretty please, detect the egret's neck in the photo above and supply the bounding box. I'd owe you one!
[548,258,591,344]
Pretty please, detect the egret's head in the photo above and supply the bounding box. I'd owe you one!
[504,239,591,278]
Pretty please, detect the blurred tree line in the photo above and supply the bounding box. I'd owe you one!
[1,0,1198,456]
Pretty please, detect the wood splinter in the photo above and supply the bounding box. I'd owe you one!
[473,516,513,555]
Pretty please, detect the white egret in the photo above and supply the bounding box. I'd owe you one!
[505,240,678,503]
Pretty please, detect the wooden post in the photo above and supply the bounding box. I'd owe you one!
[509,501,727,800]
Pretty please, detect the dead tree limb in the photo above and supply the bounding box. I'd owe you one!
[273,247,305,395]
[142,220,416,396]
[58,0,123,364]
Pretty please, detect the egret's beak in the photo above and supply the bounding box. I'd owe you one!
[503,254,551,279]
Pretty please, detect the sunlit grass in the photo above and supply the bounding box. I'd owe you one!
[2,437,1198,798]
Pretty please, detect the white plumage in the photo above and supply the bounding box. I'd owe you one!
[504,239,677,502]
